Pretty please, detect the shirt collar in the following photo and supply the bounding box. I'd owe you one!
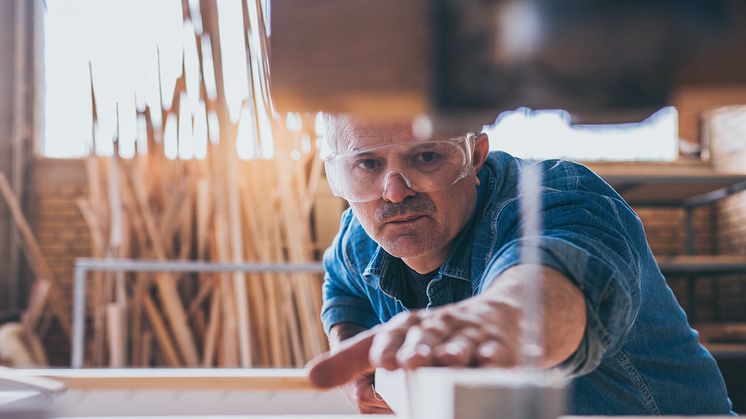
[362,245,390,288]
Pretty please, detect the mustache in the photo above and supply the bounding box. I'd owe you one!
[375,195,436,223]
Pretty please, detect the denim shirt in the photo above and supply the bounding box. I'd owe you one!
[321,151,734,415]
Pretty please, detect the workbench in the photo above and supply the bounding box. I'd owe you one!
[1,369,737,418]
[45,416,740,419]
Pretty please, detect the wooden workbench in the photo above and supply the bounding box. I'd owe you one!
[10,369,733,418]
[48,416,736,418]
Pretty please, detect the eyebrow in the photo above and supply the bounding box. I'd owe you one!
[349,150,380,158]
[410,142,439,150]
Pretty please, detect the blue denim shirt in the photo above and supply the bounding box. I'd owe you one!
[321,151,734,415]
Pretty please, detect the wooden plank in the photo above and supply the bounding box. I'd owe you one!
[106,303,126,367]
[242,167,283,365]
[202,286,221,367]
[657,255,746,275]
[192,305,207,347]
[142,294,181,367]
[177,180,195,260]
[273,132,328,361]
[117,177,152,367]
[196,177,212,259]
[20,279,50,335]
[695,323,746,343]
[16,276,50,368]
[75,198,106,253]
[27,368,313,391]
[125,166,199,366]
[75,196,110,366]
[0,173,72,339]
[223,137,253,367]
[140,329,153,367]
[235,177,270,366]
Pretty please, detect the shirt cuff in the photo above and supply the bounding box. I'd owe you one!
[321,295,381,335]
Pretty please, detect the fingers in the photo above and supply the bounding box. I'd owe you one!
[307,329,376,389]
[308,300,523,390]
[308,312,422,388]
[433,328,482,366]
[369,312,422,370]
[394,317,452,369]
[345,374,394,414]
[476,340,517,367]
[397,306,519,369]
[354,381,393,413]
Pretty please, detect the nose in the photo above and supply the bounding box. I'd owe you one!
[382,172,416,203]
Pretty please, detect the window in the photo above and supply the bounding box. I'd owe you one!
[43,0,262,159]
[485,107,678,161]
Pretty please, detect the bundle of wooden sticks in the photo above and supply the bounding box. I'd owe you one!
[72,0,344,367]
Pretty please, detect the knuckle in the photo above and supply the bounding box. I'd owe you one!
[353,387,367,401]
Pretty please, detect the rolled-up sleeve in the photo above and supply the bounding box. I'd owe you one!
[320,212,380,335]
[479,164,643,377]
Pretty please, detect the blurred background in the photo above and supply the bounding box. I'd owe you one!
[1,0,746,415]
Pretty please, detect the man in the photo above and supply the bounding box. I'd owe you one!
[307,116,734,415]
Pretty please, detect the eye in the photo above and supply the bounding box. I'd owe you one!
[414,151,440,164]
[354,158,382,171]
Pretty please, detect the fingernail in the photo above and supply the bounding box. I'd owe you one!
[445,343,463,356]
[478,345,497,358]
[416,344,431,357]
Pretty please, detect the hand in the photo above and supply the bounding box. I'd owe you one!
[307,265,586,389]
[308,296,522,388]
[342,371,393,414]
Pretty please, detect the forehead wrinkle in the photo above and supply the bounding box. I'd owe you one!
[341,122,415,152]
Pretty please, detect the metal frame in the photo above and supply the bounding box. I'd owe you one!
[71,258,325,368]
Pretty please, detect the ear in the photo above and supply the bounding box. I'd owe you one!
[472,132,490,174]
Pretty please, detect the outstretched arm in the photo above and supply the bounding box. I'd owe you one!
[307,264,586,389]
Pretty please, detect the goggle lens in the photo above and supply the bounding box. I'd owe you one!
[325,135,474,202]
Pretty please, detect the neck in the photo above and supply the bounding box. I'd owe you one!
[402,244,452,274]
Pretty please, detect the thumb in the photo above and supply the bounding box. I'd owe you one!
[306,329,376,388]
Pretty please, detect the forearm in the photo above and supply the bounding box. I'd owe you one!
[308,264,587,389]
[478,263,587,368]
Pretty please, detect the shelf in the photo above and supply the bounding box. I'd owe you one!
[657,255,746,275]
[586,162,746,207]
[695,322,746,358]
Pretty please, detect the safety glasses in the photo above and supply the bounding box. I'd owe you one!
[324,133,475,202]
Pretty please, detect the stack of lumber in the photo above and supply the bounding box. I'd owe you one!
[0,174,65,367]
[6,0,343,367]
[78,127,335,368]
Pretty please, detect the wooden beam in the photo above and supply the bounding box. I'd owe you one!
[0,173,72,339]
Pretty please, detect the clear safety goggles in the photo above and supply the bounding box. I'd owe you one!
[324,133,476,202]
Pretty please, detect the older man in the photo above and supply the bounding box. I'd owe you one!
[307,116,733,416]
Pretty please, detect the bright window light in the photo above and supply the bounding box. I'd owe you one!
[43,1,679,162]
[43,0,250,159]
[485,107,679,161]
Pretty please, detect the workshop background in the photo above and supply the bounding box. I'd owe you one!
[1,0,746,415]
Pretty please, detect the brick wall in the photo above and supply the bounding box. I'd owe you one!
[31,157,90,365]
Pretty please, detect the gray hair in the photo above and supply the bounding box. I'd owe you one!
[321,114,355,155]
